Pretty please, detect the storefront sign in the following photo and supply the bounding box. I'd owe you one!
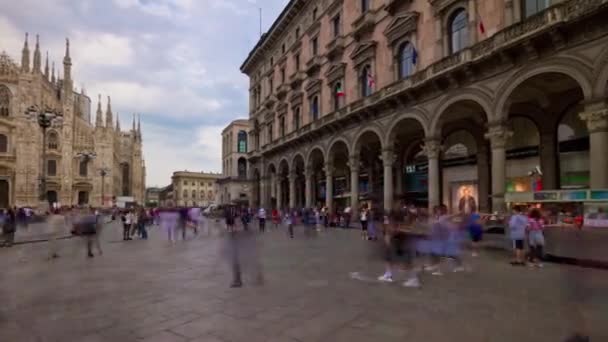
[533,192,558,201]
[590,190,608,200]
[560,191,587,201]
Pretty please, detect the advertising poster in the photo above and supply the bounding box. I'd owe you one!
[451,182,478,214]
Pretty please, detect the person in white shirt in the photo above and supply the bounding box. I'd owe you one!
[343,206,352,229]
[258,208,266,232]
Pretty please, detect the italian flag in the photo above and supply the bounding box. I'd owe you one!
[336,83,345,97]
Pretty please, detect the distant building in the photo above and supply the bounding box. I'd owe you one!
[171,171,221,207]
[218,119,251,205]
[158,184,174,207]
[145,187,162,207]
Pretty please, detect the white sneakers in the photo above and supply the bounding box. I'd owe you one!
[377,273,394,282]
[452,266,466,273]
[402,278,421,288]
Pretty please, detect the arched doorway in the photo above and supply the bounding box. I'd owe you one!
[78,191,89,205]
[388,117,427,208]
[267,164,277,209]
[354,130,383,210]
[47,190,58,206]
[503,72,587,190]
[278,159,290,209]
[433,98,489,211]
[292,155,306,208]
[0,180,9,208]
[307,148,325,208]
[327,140,350,213]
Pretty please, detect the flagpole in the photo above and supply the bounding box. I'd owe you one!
[259,7,262,37]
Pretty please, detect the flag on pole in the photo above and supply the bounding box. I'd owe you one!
[336,83,345,97]
[412,46,418,65]
[367,70,375,89]
[478,16,485,34]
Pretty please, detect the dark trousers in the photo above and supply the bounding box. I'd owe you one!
[2,232,15,246]
[123,224,130,240]
[259,218,266,232]
[138,223,147,239]
[288,224,294,238]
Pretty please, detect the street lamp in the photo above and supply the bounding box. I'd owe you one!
[99,167,110,207]
[25,104,63,204]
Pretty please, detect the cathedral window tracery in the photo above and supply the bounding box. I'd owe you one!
[0,85,10,117]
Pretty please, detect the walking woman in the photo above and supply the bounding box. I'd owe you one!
[271,208,280,230]
[360,206,369,240]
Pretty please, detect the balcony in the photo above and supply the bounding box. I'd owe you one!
[289,71,306,88]
[352,9,378,40]
[325,35,346,60]
[276,83,290,99]
[386,0,413,14]
[305,55,323,76]
[261,95,277,110]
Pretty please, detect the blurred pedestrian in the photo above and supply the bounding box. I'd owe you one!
[509,206,527,266]
[527,208,545,268]
[1,208,16,247]
[258,207,266,232]
[467,213,483,257]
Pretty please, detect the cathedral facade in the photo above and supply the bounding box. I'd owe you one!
[0,34,145,208]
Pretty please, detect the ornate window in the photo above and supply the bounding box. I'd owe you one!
[237,130,247,153]
[192,190,196,198]
[183,190,188,198]
[279,116,286,136]
[294,54,300,71]
[47,160,57,176]
[312,7,318,20]
[311,37,319,56]
[268,122,274,142]
[333,82,344,111]
[0,134,7,153]
[295,27,301,38]
[398,42,415,79]
[522,0,552,18]
[361,0,370,12]
[47,131,59,150]
[332,14,341,37]
[79,159,88,177]
[238,158,247,178]
[281,68,285,83]
[360,65,373,97]
[293,106,301,130]
[310,96,319,121]
[449,9,468,54]
[0,86,10,117]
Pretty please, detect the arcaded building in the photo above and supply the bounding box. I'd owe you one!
[218,119,251,205]
[0,34,146,208]
[241,0,608,214]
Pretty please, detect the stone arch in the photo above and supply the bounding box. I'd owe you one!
[266,161,277,175]
[429,88,493,137]
[291,152,306,168]
[305,145,326,166]
[278,157,290,173]
[326,136,352,159]
[494,58,594,121]
[387,108,430,146]
[593,43,608,98]
[352,125,386,155]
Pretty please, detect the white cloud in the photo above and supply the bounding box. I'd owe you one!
[71,32,134,66]
[88,81,222,119]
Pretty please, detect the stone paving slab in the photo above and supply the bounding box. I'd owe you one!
[1,220,608,342]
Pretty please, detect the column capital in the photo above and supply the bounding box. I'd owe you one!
[304,165,313,178]
[580,108,608,133]
[348,155,360,172]
[485,123,513,149]
[421,138,442,159]
[324,162,334,176]
[381,148,396,167]
[288,169,297,181]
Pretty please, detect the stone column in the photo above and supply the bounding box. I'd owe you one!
[276,174,282,209]
[485,124,513,213]
[395,159,403,197]
[476,144,490,213]
[324,162,333,213]
[423,139,442,211]
[288,170,296,209]
[259,175,267,209]
[539,130,558,190]
[382,149,396,213]
[580,103,608,189]
[348,155,360,212]
[304,166,313,208]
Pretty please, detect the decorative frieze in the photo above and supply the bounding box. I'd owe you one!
[325,63,346,84]
[485,124,513,149]
[305,79,322,94]
[350,41,377,68]
[580,109,608,133]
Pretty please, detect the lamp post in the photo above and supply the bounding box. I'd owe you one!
[99,167,110,207]
[25,105,62,205]
[75,151,97,206]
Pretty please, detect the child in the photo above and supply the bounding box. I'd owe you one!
[527,208,545,268]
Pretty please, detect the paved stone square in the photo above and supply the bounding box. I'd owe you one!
[1,219,608,342]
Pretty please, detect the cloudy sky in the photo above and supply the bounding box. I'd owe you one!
[0,0,288,186]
